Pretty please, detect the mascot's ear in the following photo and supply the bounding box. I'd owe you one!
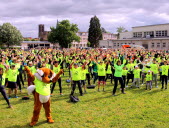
[37,69,44,77]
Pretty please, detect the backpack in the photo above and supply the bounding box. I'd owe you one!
[87,85,96,89]
[70,95,79,103]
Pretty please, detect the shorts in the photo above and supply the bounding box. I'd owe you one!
[81,80,86,86]
[98,76,105,81]
[7,82,17,89]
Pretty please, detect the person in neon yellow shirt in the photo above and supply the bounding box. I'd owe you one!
[6,65,19,98]
[122,66,128,88]
[150,59,159,88]
[161,61,169,89]
[51,61,63,95]
[146,70,153,90]
[81,65,87,93]
[0,64,12,108]
[70,62,83,96]
[105,60,113,84]
[131,65,141,88]
[113,60,126,96]
[94,60,106,92]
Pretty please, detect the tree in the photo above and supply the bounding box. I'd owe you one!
[116,26,128,39]
[0,23,23,47]
[101,27,107,33]
[48,20,80,48]
[88,16,102,48]
[116,26,126,33]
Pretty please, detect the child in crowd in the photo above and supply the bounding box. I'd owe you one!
[146,70,153,90]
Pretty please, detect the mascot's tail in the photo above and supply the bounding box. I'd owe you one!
[27,85,35,95]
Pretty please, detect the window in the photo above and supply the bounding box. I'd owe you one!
[133,32,142,38]
[157,43,160,47]
[114,43,116,47]
[151,42,154,48]
[156,30,167,37]
[144,31,154,38]
[163,43,166,47]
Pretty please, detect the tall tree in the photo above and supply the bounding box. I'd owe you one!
[48,20,80,48]
[0,23,23,47]
[101,27,107,33]
[88,16,102,48]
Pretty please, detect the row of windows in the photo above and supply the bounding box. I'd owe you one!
[144,31,154,37]
[72,44,87,47]
[156,30,167,37]
[133,32,142,38]
[113,43,135,47]
[133,30,168,38]
[151,42,168,47]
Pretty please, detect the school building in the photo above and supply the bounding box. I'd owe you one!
[99,23,169,50]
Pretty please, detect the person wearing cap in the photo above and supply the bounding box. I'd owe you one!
[6,64,19,98]
[112,60,126,96]
[131,65,142,88]
[161,61,169,89]
[70,61,83,96]
[146,70,153,90]
[51,61,63,95]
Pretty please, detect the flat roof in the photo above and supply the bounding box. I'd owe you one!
[101,37,169,41]
[132,23,169,28]
[22,41,51,44]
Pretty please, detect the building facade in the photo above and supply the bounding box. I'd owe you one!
[21,41,59,49]
[100,23,169,50]
[72,32,117,48]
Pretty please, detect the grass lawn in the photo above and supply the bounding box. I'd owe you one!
[0,72,169,128]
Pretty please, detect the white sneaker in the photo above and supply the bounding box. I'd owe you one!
[126,85,128,88]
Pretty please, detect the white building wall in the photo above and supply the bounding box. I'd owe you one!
[119,32,133,39]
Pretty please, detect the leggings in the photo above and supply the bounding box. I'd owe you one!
[86,74,91,85]
[122,76,126,87]
[161,75,168,88]
[126,74,134,85]
[0,86,10,106]
[105,74,113,83]
[70,81,83,95]
[51,78,62,94]
[93,72,98,84]
[17,75,21,91]
[19,71,24,86]
[113,77,124,94]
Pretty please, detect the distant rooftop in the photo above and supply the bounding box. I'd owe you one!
[132,23,169,28]
[22,41,50,44]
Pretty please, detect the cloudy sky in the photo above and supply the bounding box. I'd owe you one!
[1,0,169,38]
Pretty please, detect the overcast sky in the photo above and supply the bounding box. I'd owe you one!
[1,0,169,38]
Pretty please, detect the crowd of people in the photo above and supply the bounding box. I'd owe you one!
[0,48,169,108]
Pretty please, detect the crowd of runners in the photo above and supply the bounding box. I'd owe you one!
[0,48,169,108]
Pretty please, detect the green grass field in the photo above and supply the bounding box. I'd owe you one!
[0,72,169,128]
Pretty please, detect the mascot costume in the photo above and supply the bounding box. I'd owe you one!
[24,66,63,127]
